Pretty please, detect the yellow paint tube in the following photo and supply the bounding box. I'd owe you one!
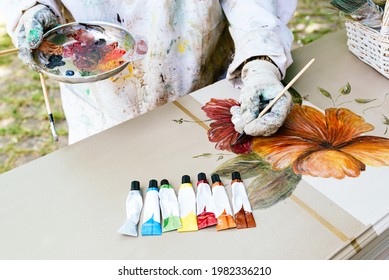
[177,175,198,232]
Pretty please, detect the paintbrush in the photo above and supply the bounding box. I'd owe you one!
[233,58,315,145]
[0,48,59,141]
[0,48,19,56]
[39,73,59,142]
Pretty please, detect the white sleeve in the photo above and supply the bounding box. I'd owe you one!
[221,0,297,86]
[4,0,64,43]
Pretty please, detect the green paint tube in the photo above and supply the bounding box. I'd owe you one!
[159,179,182,232]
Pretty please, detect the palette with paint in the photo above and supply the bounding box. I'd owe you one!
[32,22,148,83]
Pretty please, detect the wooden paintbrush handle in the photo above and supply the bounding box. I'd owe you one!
[0,48,19,56]
[257,58,315,118]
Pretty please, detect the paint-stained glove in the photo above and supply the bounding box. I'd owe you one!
[15,4,59,71]
[230,60,292,136]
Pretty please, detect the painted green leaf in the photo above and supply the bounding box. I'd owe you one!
[317,87,332,99]
[193,153,213,159]
[247,168,301,210]
[288,86,303,105]
[213,153,270,179]
[340,82,351,95]
[354,98,377,104]
[382,114,389,125]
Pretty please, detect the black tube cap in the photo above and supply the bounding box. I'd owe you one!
[232,171,241,180]
[197,172,207,181]
[211,174,221,183]
[131,180,140,191]
[182,175,191,184]
[148,179,158,188]
[161,179,169,186]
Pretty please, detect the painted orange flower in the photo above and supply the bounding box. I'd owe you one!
[252,105,389,179]
[202,98,252,154]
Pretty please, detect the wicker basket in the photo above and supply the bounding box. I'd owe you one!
[345,1,389,78]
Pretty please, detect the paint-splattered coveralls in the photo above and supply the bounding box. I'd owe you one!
[6,0,297,144]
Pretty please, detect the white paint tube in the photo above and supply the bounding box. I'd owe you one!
[117,181,143,237]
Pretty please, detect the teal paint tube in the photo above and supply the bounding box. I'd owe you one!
[141,180,162,236]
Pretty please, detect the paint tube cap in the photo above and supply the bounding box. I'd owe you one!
[232,171,241,180]
[148,179,158,189]
[211,174,221,183]
[131,180,140,191]
[197,172,207,181]
[182,175,191,184]
[160,179,169,186]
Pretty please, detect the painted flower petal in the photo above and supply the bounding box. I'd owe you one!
[201,98,239,121]
[325,108,374,147]
[208,121,252,154]
[252,136,320,170]
[292,150,365,179]
[203,98,252,154]
[280,105,327,142]
[340,136,389,166]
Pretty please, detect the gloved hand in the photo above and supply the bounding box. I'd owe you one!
[230,59,292,136]
[15,4,59,70]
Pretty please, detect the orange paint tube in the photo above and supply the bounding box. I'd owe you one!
[231,172,256,229]
[211,174,236,231]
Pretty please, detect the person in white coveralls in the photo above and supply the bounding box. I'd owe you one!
[5,0,297,144]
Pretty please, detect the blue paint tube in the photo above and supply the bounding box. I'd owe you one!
[141,179,162,236]
[117,180,143,237]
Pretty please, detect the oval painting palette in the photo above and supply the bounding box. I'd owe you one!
[32,22,147,83]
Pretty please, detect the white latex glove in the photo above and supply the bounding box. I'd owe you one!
[15,4,59,71]
[230,59,292,136]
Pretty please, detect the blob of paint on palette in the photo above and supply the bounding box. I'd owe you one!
[32,22,147,83]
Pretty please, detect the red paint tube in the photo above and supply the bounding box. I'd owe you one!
[196,173,217,229]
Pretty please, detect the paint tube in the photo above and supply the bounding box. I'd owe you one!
[211,174,236,231]
[177,175,198,232]
[159,179,182,232]
[196,172,217,229]
[117,180,143,237]
[141,179,162,236]
[231,172,256,229]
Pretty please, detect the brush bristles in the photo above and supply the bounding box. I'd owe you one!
[330,0,368,13]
